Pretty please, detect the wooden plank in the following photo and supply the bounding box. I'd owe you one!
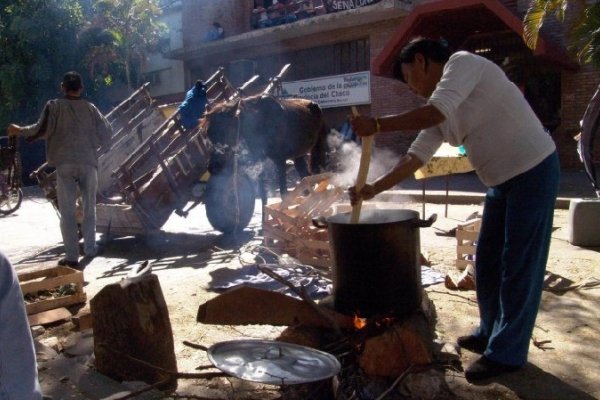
[262,223,296,242]
[72,305,93,331]
[298,238,330,251]
[456,259,475,270]
[20,271,84,295]
[197,286,352,329]
[25,292,87,315]
[456,230,479,242]
[455,218,480,270]
[17,266,75,283]
[28,307,72,326]
[96,203,148,234]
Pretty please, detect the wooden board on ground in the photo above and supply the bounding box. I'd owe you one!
[27,307,72,326]
[197,286,354,330]
[96,203,151,236]
[72,305,93,331]
[18,266,86,315]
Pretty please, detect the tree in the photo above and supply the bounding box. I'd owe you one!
[523,0,600,66]
[87,0,167,92]
[0,0,84,181]
[0,0,84,125]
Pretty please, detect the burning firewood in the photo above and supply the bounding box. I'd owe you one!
[357,315,434,378]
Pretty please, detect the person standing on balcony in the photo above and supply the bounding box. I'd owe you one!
[252,0,271,28]
[7,71,111,269]
[203,22,225,41]
[349,37,559,381]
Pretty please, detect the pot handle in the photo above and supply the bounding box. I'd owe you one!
[412,213,438,228]
[312,216,328,229]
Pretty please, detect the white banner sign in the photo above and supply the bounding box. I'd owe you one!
[281,71,371,108]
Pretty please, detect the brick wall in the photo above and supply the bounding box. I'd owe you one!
[368,19,423,153]
[556,65,600,168]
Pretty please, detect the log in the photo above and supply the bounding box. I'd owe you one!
[358,313,433,377]
[90,274,177,390]
[71,306,93,331]
[197,286,354,330]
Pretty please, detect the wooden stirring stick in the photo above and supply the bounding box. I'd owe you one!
[350,107,374,224]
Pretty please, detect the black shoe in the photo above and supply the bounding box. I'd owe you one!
[58,258,79,268]
[465,356,521,381]
[457,335,487,354]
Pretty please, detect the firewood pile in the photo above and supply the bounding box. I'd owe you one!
[84,263,459,399]
[196,266,458,400]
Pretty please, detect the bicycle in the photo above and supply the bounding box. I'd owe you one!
[0,136,24,215]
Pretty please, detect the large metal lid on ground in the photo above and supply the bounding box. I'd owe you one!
[207,339,341,385]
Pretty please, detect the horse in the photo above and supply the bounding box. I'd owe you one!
[203,93,329,207]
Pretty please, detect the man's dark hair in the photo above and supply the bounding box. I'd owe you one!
[393,38,451,82]
[61,71,83,92]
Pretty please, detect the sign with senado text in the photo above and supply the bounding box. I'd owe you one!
[323,0,382,12]
[281,71,371,108]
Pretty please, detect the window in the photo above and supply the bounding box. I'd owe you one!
[250,38,370,83]
[141,71,162,86]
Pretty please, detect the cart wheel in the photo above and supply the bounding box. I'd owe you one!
[0,187,23,215]
[205,172,255,233]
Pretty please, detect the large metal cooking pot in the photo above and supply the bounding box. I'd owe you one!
[314,209,436,318]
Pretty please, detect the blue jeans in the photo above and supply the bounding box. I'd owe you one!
[56,163,98,261]
[0,251,43,399]
[474,151,559,366]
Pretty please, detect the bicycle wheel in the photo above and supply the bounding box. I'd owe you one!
[0,186,23,215]
[0,150,23,215]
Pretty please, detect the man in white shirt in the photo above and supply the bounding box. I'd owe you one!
[350,37,559,381]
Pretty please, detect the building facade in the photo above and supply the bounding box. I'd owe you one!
[140,0,186,102]
[167,0,600,169]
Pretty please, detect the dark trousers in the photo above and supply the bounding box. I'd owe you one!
[474,151,559,366]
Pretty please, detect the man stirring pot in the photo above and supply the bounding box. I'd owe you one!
[349,37,559,381]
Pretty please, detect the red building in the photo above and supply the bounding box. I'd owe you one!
[169,0,600,169]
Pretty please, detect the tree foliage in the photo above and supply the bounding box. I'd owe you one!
[0,0,166,131]
[88,0,166,91]
[0,0,84,126]
[523,0,600,66]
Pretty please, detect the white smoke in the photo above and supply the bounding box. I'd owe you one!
[327,130,403,189]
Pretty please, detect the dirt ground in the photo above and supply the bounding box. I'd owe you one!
[2,187,600,400]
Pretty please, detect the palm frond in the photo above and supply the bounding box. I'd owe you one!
[523,0,568,50]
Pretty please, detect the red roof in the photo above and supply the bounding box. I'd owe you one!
[372,0,578,78]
